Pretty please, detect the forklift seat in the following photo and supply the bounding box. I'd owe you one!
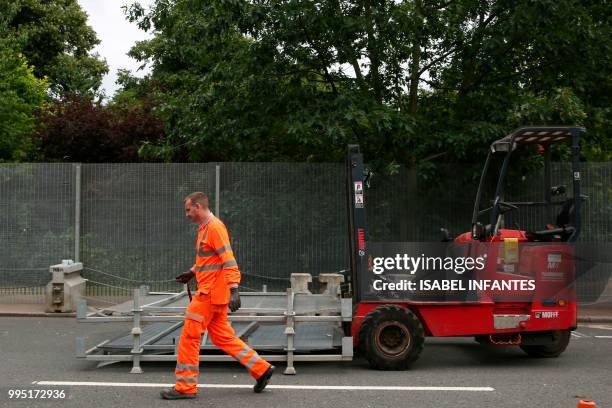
[525,199,576,242]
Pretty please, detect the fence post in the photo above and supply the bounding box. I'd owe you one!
[215,164,220,216]
[74,163,81,263]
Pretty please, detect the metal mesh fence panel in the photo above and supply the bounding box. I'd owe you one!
[579,163,612,242]
[79,163,216,297]
[366,165,419,241]
[219,163,348,292]
[0,164,75,303]
[365,163,482,242]
[1,162,611,303]
[413,163,482,241]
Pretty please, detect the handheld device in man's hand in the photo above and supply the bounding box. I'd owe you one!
[175,271,194,284]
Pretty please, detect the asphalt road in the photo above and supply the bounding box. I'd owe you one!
[0,317,610,408]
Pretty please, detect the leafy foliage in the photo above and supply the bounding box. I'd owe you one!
[0,37,48,162]
[123,0,611,168]
[0,0,108,97]
[38,94,165,162]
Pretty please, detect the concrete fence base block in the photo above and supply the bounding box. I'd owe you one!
[318,273,345,296]
[290,274,312,294]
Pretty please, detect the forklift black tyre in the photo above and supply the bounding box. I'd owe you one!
[359,305,425,370]
[519,330,571,358]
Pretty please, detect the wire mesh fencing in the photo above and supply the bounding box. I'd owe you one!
[0,164,75,302]
[1,162,611,304]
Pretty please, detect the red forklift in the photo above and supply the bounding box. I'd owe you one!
[346,126,584,370]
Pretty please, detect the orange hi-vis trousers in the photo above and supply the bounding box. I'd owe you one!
[175,292,271,394]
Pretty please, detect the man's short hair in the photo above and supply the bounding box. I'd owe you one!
[184,192,209,208]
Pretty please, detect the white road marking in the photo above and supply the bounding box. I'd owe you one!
[572,331,589,338]
[594,335,612,339]
[32,381,494,392]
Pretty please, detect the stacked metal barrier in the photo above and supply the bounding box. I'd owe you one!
[75,273,353,375]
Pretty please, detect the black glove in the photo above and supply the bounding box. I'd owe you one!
[175,271,195,284]
[229,287,241,312]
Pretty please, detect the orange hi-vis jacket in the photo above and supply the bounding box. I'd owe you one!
[191,214,240,305]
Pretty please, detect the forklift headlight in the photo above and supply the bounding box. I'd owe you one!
[503,238,519,263]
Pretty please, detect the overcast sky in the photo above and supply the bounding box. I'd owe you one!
[77,0,155,98]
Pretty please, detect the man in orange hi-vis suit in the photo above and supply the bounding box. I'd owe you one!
[160,192,274,400]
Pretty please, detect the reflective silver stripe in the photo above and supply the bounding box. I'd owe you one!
[236,346,251,362]
[185,312,204,322]
[176,363,199,372]
[245,353,260,369]
[197,250,215,257]
[194,264,223,272]
[176,375,198,383]
[223,260,237,268]
[216,245,232,255]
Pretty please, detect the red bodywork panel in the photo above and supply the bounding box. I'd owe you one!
[352,301,577,341]
[353,228,577,345]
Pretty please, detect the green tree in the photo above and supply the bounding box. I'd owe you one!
[0,38,48,161]
[0,0,108,97]
[415,0,612,162]
[124,0,418,163]
[124,0,611,166]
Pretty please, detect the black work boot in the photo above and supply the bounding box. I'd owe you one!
[160,387,197,400]
[254,365,275,393]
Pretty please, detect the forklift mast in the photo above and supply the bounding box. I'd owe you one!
[345,145,368,304]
